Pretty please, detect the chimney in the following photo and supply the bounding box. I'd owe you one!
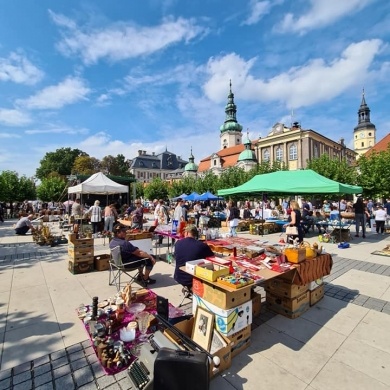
[143,150,146,155]
[152,152,155,156]
[138,150,142,156]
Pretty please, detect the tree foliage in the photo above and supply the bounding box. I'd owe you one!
[0,171,36,202]
[144,178,169,201]
[357,148,390,199]
[36,148,87,179]
[101,154,130,176]
[72,155,101,175]
[36,176,67,202]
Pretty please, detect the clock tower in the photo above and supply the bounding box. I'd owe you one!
[353,90,376,157]
[219,80,243,149]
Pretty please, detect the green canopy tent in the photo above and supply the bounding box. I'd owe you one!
[218,170,363,241]
[217,170,362,197]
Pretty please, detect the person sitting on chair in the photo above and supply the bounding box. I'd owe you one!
[174,224,214,295]
[15,214,35,235]
[109,225,156,285]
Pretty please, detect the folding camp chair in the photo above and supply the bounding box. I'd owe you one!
[109,246,147,291]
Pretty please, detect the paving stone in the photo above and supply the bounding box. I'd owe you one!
[0,377,11,390]
[366,297,386,306]
[34,362,51,377]
[13,379,32,389]
[51,356,68,369]
[74,366,95,387]
[53,364,71,379]
[78,382,99,390]
[114,370,128,381]
[50,349,67,361]
[35,383,55,390]
[375,265,389,275]
[96,374,117,388]
[87,353,99,365]
[34,372,52,387]
[71,357,89,371]
[118,378,133,390]
[13,370,32,385]
[84,346,95,357]
[104,383,123,389]
[55,374,75,389]
[33,355,50,367]
[0,369,11,381]
[13,362,31,375]
[67,344,83,355]
[69,350,85,362]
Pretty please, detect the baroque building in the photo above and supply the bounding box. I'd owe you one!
[129,149,188,183]
[353,90,376,157]
[198,81,257,175]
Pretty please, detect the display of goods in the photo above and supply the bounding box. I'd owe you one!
[217,275,254,289]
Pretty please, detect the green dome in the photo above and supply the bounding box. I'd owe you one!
[238,149,256,162]
[220,121,243,133]
[184,162,198,172]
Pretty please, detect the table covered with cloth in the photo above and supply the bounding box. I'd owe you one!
[286,254,333,285]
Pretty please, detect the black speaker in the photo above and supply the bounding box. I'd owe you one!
[156,295,169,320]
[154,348,209,390]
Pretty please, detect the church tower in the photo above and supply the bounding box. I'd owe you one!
[219,80,243,149]
[353,90,376,157]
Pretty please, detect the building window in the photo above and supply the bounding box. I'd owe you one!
[313,145,319,158]
[275,146,283,161]
[263,149,270,162]
[369,141,372,146]
[214,160,216,166]
[355,135,357,139]
[361,142,364,147]
[289,144,297,160]
[368,132,372,136]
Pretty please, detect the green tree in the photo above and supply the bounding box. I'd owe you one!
[307,154,357,185]
[72,155,101,175]
[101,154,130,176]
[144,178,169,200]
[357,148,390,199]
[36,176,67,202]
[36,148,87,179]
[0,171,36,202]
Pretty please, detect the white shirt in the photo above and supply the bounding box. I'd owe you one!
[374,209,387,221]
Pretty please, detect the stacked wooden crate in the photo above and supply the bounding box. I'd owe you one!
[68,234,94,274]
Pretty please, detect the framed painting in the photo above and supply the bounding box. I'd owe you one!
[192,307,215,351]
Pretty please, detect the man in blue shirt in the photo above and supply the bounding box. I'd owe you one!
[109,225,156,285]
[174,224,214,290]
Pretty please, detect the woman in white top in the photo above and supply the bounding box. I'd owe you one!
[374,205,387,234]
[88,200,102,235]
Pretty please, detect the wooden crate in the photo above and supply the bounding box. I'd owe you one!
[68,260,94,274]
[68,235,94,249]
[94,254,110,271]
[68,252,94,262]
[68,246,94,258]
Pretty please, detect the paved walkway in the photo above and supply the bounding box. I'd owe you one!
[0,219,389,389]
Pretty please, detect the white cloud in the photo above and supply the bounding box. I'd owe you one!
[0,108,32,126]
[279,0,374,34]
[49,10,208,65]
[0,132,21,138]
[203,39,383,109]
[242,0,276,26]
[0,52,44,85]
[17,76,91,110]
[25,125,89,135]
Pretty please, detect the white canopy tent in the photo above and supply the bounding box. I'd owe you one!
[68,172,129,195]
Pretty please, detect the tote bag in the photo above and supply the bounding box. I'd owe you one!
[286,226,298,235]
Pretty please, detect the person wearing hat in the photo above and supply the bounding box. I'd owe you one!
[173,224,214,292]
[15,214,36,235]
[109,224,156,285]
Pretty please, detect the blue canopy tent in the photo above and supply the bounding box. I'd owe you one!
[184,192,201,201]
[198,191,224,201]
[171,193,188,201]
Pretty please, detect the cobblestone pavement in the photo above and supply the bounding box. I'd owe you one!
[1,251,389,390]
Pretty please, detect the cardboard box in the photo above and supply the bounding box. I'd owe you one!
[186,259,207,273]
[68,260,94,274]
[192,278,252,310]
[68,246,94,258]
[264,278,309,299]
[310,284,325,306]
[193,295,252,336]
[94,254,110,271]
[266,290,310,319]
[309,277,324,291]
[195,261,230,282]
[68,252,94,262]
[68,235,94,248]
[227,325,251,358]
[165,317,232,378]
[284,248,306,263]
[251,291,262,317]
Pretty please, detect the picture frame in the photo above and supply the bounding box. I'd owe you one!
[192,307,215,351]
[210,329,227,354]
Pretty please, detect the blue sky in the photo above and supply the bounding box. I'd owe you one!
[0,0,389,178]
